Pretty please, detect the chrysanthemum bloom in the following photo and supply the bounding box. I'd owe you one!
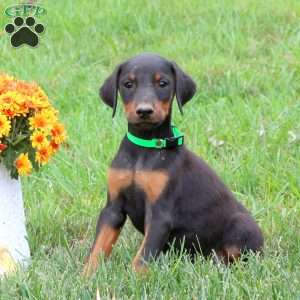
[50,140,60,153]
[29,113,49,131]
[51,122,66,144]
[42,108,57,123]
[0,73,66,177]
[15,153,32,176]
[0,74,14,95]
[36,146,52,165]
[30,131,48,149]
[0,115,11,138]
[0,91,23,118]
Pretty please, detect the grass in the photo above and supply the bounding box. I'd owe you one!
[0,0,300,298]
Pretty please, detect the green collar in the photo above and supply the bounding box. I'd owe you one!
[126,125,184,149]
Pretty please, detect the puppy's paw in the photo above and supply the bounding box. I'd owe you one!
[132,257,149,274]
[82,256,98,278]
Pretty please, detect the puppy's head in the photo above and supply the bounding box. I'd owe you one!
[100,53,196,130]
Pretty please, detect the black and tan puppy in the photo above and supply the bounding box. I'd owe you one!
[84,53,263,275]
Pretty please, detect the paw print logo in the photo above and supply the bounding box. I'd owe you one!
[5,16,45,48]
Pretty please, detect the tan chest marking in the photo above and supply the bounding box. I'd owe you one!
[108,168,169,203]
[135,170,169,203]
[108,168,133,200]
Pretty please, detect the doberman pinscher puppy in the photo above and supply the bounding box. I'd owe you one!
[84,53,263,275]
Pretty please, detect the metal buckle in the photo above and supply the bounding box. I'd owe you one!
[165,136,180,148]
[155,139,165,148]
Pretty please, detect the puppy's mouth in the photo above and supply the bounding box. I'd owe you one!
[130,120,161,130]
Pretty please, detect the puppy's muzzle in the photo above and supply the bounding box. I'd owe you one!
[136,103,154,120]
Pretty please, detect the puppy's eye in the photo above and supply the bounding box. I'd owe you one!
[159,80,169,88]
[124,81,133,89]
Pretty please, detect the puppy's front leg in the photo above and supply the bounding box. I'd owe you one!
[132,208,172,273]
[83,200,126,277]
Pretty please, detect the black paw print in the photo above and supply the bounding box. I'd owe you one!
[5,16,45,48]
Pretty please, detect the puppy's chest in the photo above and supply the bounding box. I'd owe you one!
[107,167,169,203]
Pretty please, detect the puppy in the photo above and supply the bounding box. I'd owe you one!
[84,53,263,275]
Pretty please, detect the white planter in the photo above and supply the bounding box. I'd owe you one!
[0,163,30,276]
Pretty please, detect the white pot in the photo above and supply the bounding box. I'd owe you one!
[0,163,30,276]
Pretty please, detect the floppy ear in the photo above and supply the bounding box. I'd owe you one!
[99,64,122,117]
[171,62,197,114]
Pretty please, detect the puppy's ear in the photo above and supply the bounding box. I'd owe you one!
[171,62,197,114]
[100,64,122,117]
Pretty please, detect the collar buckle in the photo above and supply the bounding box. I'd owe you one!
[165,136,184,148]
[155,139,165,149]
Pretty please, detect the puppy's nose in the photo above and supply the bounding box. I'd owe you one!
[136,104,154,119]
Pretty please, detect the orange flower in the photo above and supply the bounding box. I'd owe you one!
[0,91,23,117]
[30,131,48,149]
[0,74,67,176]
[50,140,60,152]
[29,113,49,131]
[0,74,15,95]
[51,122,66,144]
[36,146,52,165]
[15,81,37,97]
[15,153,32,176]
[0,114,11,137]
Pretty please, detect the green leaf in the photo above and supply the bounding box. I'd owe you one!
[28,145,40,172]
[2,146,19,179]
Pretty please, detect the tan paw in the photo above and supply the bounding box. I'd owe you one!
[82,256,98,278]
[132,257,149,274]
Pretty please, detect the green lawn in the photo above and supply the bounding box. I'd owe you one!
[0,0,300,299]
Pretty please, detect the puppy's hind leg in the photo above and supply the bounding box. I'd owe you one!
[218,212,264,265]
